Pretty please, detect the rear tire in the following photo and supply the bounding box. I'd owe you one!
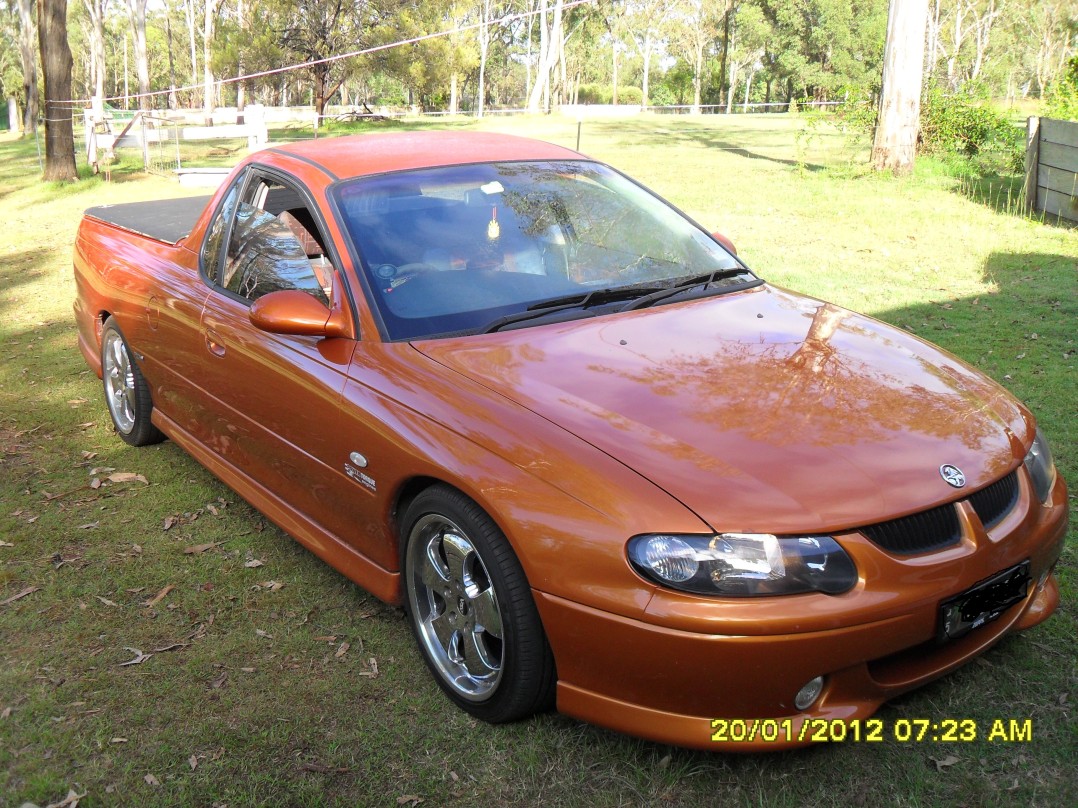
[401,485,556,723]
[100,317,164,447]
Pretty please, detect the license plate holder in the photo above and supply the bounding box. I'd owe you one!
[938,560,1030,642]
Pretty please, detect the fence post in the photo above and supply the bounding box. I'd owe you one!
[1022,116,1040,215]
[84,109,96,169]
[140,112,150,171]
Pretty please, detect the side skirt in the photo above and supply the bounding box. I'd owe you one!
[151,409,402,605]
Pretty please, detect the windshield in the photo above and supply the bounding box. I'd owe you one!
[333,160,757,340]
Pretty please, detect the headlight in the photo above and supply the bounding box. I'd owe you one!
[628,533,857,596]
[1023,427,1057,504]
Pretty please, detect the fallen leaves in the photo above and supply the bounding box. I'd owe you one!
[244,559,265,568]
[45,789,86,808]
[183,541,222,555]
[95,595,119,607]
[358,658,380,678]
[119,647,153,667]
[153,642,189,654]
[929,754,960,772]
[144,773,161,787]
[1,586,40,607]
[335,641,350,659]
[253,580,285,592]
[163,498,230,530]
[107,472,148,484]
[143,584,174,608]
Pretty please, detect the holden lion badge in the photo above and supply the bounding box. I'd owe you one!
[940,464,966,488]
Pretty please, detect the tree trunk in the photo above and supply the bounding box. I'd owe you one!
[37,0,78,181]
[641,32,652,110]
[726,62,740,114]
[123,33,130,108]
[203,0,222,124]
[718,0,730,107]
[184,0,199,108]
[612,46,619,105]
[235,0,247,123]
[527,0,563,113]
[872,0,929,174]
[477,0,491,118]
[86,0,107,107]
[527,0,549,111]
[165,10,178,109]
[691,43,703,114]
[127,0,151,111]
[17,0,38,134]
[477,54,487,116]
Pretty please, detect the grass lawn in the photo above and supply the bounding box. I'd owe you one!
[1,113,1075,807]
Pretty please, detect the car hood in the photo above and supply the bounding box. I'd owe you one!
[413,285,1031,534]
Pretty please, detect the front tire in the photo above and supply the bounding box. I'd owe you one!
[100,317,164,447]
[401,485,556,723]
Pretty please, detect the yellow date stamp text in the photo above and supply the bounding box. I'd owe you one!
[709,717,1034,744]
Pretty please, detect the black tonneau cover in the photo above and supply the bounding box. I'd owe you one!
[84,195,213,245]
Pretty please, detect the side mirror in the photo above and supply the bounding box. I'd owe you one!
[250,289,348,337]
[711,231,737,256]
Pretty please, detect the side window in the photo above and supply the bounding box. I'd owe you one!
[220,176,333,306]
[201,176,242,281]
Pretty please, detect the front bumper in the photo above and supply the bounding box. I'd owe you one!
[535,471,1067,751]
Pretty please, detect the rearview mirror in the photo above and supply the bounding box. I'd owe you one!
[250,289,336,337]
[711,231,737,255]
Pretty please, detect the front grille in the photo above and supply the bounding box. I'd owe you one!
[858,470,1021,555]
[968,470,1019,530]
[860,504,962,555]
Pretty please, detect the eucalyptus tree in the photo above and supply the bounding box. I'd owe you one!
[272,0,407,119]
[527,0,565,111]
[628,0,675,109]
[756,0,887,104]
[872,0,929,173]
[38,0,77,179]
[82,0,109,107]
[202,0,224,121]
[125,0,149,109]
[16,0,36,133]
[669,0,723,113]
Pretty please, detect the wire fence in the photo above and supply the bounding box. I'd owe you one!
[649,101,846,114]
[46,98,849,181]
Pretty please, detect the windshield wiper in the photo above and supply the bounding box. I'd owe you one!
[618,268,754,312]
[480,285,664,334]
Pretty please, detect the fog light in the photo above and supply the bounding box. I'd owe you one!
[794,676,825,711]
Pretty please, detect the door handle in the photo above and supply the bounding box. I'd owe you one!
[205,329,226,357]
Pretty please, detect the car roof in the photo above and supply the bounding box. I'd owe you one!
[270,131,585,179]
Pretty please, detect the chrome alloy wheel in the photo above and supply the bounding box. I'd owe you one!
[406,513,505,701]
[102,329,136,434]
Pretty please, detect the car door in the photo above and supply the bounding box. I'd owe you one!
[197,167,357,532]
